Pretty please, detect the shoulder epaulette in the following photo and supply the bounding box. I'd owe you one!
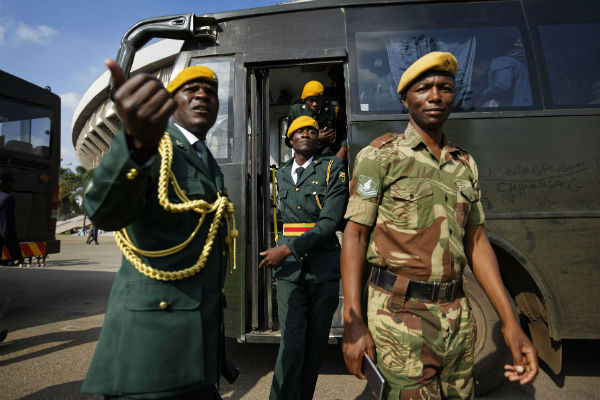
[455,151,473,167]
[452,144,471,155]
[369,133,401,149]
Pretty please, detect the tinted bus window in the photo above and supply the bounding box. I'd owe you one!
[189,57,234,162]
[524,0,600,108]
[348,1,536,114]
[0,95,52,158]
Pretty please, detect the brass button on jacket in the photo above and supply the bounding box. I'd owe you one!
[159,301,168,310]
[126,168,139,180]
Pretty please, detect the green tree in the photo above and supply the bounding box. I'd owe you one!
[58,166,93,220]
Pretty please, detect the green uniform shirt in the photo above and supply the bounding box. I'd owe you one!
[274,154,348,282]
[344,123,485,282]
[289,101,347,156]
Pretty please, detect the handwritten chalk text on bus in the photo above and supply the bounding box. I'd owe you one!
[487,162,587,178]
[496,178,582,195]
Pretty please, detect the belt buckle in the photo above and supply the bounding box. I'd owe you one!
[431,281,440,301]
[371,266,381,286]
[433,281,454,302]
[442,281,456,302]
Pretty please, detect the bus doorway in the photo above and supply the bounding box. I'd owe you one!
[246,61,346,341]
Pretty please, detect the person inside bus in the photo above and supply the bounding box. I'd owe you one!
[259,116,348,400]
[81,61,235,400]
[0,168,23,267]
[481,38,532,107]
[341,52,538,399]
[289,80,347,161]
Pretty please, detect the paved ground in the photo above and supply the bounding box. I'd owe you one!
[0,234,598,399]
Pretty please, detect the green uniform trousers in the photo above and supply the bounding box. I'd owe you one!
[103,385,217,399]
[269,277,339,400]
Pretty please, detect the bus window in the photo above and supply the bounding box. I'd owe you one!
[524,0,600,108]
[189,57,234,162]
[347,1,536,114]
[0,95,52,158]
[537,23,600,107]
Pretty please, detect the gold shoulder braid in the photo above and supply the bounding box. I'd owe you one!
[314,159,335,210]
[114,132,238,281]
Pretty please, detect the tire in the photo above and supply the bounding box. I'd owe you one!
[463,268,512,396]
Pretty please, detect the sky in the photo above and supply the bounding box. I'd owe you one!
[0,0,283,170]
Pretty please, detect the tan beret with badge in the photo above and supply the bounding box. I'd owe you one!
[301,80,325,100]
[397,52,458,94]
[166,66,218,93]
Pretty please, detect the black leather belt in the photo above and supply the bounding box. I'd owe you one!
[370,266,464,302]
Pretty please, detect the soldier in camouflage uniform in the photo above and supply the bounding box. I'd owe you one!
[289,80,347,161]
[340,52,538,399]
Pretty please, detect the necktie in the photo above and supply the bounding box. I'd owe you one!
[193,140,211,172]
[295,167,305,183]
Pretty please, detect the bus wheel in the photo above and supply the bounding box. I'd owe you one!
[463,268,512,396]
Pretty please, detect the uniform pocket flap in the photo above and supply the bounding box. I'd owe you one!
[278,188,288,199]
[455,179,478,201]
[304,186,327,196]
[391,179,432,201]
[125,283,202,311]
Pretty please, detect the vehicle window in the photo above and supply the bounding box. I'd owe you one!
[347,1,536,114]
[527,0,600,107]
[190,57,234,161]
[0,95,52,158]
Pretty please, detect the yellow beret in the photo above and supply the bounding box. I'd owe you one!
[166,66,218,93]
[301,81,324,100]
[287,115,319,139]
[397,52,458,94]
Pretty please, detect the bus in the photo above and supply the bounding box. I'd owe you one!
[0,70,61,266]
[72,0,599,393]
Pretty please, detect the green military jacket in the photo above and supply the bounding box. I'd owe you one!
[274,154,348,283]
[81,124,228,397]
[289,100,346,156]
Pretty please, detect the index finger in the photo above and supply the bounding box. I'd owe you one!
[105,58,126,89]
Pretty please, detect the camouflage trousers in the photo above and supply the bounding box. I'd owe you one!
[367,285,475,400]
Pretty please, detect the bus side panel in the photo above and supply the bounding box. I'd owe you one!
[449,115,600,339]
[196,8,346,63]
[446,116,600,215]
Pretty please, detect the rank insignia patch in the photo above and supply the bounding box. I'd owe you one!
[312,181,318,185]
[339,171,346,183]
[357,175,378,199]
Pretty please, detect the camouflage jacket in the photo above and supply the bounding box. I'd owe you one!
[344,123,484,282]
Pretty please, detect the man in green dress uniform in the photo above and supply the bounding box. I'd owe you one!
[81,60,236,399]
[259,116,348,399]
[341,52,538,399]
[289,80,347,161]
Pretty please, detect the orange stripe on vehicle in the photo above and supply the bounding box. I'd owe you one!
[1,242,47,260]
